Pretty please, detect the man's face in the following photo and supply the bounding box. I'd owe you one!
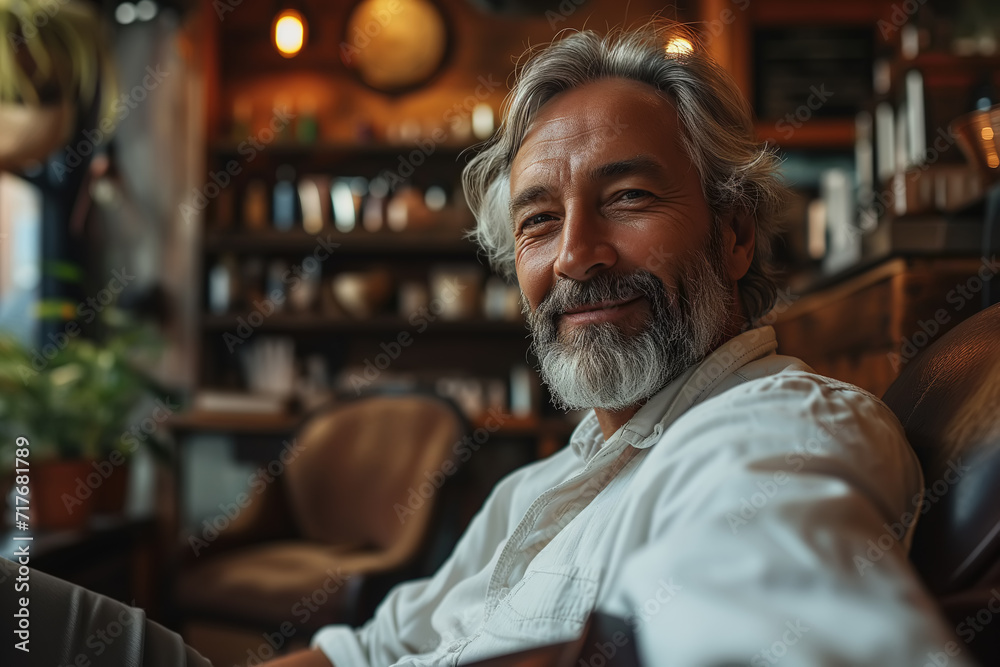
[509,77,740,411]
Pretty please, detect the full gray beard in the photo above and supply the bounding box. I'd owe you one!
[524,242,735,413]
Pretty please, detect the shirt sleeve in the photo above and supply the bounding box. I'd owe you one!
[599,371,977,667]
[309,462,534,667]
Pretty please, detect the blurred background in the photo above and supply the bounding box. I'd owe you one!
[1,0,999,663]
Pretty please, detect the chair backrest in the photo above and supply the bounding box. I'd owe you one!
[881,302,1000,598]
[283,393,466,561]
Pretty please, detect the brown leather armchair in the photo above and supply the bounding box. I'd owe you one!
[882,302,1000,665]
[174,392,470,654]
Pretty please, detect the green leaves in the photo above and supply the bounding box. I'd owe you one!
[0,326,165,462]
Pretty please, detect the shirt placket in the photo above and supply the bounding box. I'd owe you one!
[482,441,640,618]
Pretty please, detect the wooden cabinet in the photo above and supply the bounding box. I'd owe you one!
[772,255,990,396]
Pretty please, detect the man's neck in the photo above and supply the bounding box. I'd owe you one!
[593,404,645,441]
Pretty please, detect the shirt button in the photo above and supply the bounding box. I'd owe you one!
[499,587,510,597]
[448,641,462,652]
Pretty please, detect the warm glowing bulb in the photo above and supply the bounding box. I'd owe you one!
[274,10,305,57]
[665,37,694,56]
[983,126,995,141]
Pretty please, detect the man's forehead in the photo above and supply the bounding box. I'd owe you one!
[510,83,683,187]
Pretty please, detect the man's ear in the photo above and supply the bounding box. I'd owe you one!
[722,210,755,282]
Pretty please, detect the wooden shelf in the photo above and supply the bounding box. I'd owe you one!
[889,52,1000,90]
[169,410,299,434]
[209,140,476,159]
[202,228,480,255]
[201,312,526,335]
[754,119,856,150]
[168,409,571,439]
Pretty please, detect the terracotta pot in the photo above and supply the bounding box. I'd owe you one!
[0,102,75,172]
[31,459,95,531]
[94,459,130,514]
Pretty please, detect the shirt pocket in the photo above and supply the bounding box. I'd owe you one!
[487,565,600,644]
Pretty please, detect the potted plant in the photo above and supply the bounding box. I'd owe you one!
[0,325,170,530]
[0,0,118,171]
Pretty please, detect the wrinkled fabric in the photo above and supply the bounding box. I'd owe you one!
[312,326,972,667]
[0,557,212,666]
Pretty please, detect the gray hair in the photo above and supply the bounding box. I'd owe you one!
[462,24,788,321]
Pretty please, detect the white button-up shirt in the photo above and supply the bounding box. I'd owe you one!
[312,326,973,666]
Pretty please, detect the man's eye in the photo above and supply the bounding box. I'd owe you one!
[521,213,554,229]
[619,189,651,201]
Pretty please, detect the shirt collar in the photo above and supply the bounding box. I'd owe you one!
[568,326,778,463]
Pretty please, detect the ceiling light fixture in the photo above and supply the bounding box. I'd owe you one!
[273,8,307,58]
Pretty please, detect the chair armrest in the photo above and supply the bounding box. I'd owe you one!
[461,612,641,667]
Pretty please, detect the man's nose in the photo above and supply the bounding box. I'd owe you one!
[552,205,617,282]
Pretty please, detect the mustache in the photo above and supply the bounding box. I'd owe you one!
[532,270,668,321]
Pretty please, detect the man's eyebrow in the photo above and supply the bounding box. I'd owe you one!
[508,185,553,221]
[508,156,667,221]
[589,155,667,182]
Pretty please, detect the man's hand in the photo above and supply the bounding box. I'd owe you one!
[265,648,334,666]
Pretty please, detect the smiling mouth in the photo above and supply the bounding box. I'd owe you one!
[562,295,641,315]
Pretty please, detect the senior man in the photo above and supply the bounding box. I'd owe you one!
[0,23,969,667]
[268,24,971,667]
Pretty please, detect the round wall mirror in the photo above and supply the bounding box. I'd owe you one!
[341,0,451,94]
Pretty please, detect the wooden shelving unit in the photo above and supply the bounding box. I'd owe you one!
[200,312,526,335]
[192,135,570,457]
[202,228,479,256]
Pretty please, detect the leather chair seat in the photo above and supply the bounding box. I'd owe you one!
[175,540,408,629]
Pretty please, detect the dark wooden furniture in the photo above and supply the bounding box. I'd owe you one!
[772,255,989,396]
